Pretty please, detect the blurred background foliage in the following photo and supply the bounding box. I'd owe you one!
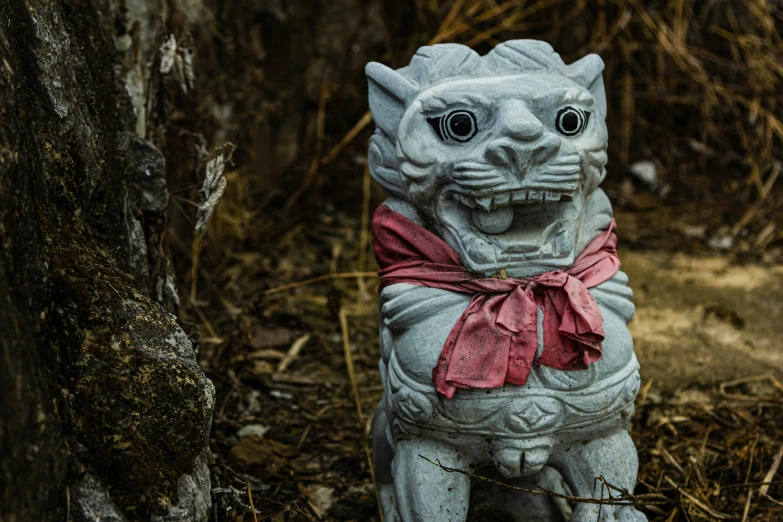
[155,0,783,273]
[126,0,783,342]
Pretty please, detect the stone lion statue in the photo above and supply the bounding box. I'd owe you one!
[367,40,645,522]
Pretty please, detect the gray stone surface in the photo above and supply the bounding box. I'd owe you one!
[367,40,646,521]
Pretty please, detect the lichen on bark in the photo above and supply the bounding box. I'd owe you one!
[51,239,214,520]
[0,0,215,520]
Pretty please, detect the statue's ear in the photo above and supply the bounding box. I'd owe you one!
[366,62,419,140]
[568,54,607,119]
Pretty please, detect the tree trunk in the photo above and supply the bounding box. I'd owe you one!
[0,1,214,520]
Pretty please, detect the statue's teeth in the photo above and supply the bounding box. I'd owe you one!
[462,190,568,210]
[494,193,510,207]
[464,233,497,263]
[453,194,476,208]
[550,230,573,257]
[474,197,493,211]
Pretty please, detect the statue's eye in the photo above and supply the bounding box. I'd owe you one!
[555,106,590,136]
[427,110,478,142]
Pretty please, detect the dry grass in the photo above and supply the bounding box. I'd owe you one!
[201,210,783,521]
[159,1,783,521]
[182,0,783,273]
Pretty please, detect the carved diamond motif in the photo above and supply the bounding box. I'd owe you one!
[505,397,561,433]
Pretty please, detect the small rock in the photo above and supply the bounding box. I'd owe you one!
[630,160,658,189]
[707,234,734,250]
[230,435,296,476]
[620,177,635,202]
[682,224,707,239]
[237,424,270,439]
[248,326,298,349]
[671,389,712,406]
[245,389,263,414]
[269,390,294,400]
[115,34,132,52]
[305,486,335,518]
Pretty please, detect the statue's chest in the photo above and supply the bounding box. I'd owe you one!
[378,272,636,389]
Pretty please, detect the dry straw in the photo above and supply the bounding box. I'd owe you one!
[187,4,783,519]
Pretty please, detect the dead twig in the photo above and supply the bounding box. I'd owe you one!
[263,272,378,296]
[720,373,783,402]
[365,440,384,522]
[664,476,734,520]
[356,163,372,306]
[320,111,373,166]
[285,76,330,211]
[740,434,760,521]
[276,334,311,374]
[339,307,364,419]
[741,490,753,522]
[247,484,259,522]
[318,0,472,166]
[297,384,347,449]
[724,480,783,490]
[189,232,220,340]
[760,446,783,497]
[420,455,668,506]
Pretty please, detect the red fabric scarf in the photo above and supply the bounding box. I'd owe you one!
[372,205,621,399]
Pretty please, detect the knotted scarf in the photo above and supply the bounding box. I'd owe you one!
[372,204,621,399]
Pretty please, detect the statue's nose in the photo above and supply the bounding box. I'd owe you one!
[495,100,544,141]
[485,100,559,172]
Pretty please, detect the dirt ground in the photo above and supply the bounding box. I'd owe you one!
[198,196,783,522]
[625,249,783,389]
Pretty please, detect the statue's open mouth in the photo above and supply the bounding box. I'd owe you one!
[436,186,582,276]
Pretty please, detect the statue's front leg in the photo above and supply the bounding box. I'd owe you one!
[549,429,647,522]
[392,437,473,522]
[372,405,400,522]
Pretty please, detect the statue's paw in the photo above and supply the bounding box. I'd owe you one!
[378,483,401,522]
[614,505,648,522]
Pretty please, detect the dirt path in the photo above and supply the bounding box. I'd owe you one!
[624,250,783,390]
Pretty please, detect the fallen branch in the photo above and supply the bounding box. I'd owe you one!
[320,112,373,166]
[263,272,378,295]
[760,446,783,497]
[664,476,734,520]
[340,307,364,419]
[246,484,259,522]
[276,334,311,374]
[419,456,669,506]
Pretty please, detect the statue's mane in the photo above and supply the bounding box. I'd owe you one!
[397,41,568,87]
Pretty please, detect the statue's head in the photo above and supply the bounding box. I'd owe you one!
[367,40,610,277]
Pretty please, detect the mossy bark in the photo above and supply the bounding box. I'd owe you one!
[0,1,214,520]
